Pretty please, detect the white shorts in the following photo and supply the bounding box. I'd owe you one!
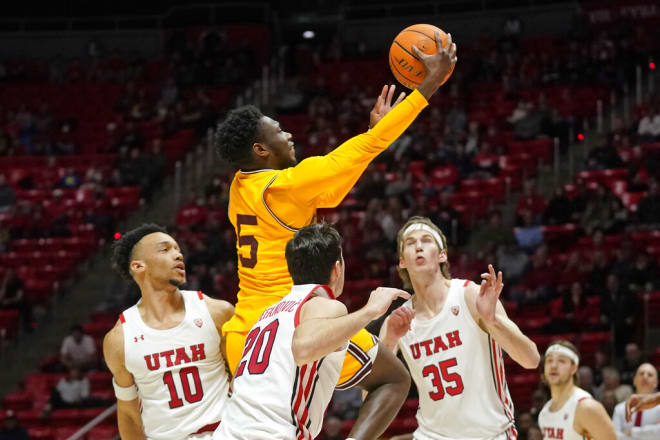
[413,426,515,440]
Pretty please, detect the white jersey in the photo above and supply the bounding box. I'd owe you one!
[215,284,347,440]
[120,290,229,440]
[538,387,592,440]
[612,399,660,439]
[398,279,517,440]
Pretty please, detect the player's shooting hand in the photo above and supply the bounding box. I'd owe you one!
[476,264,503,326]
[412,30,457,83]
[365,287,411,320]
[385,305,415,341]
[369,84,406,128]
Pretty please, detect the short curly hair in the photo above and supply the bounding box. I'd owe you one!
[111,223,167,281]
[214,105,264,167]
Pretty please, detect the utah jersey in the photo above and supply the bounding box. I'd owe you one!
[215,284,346,440]
[120,290,229,439]
[398,279,517,440]
[538,387,593,440]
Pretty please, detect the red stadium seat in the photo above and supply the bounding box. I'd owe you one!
[2,391,32,411]
[28,427,54,440]
[87,425,118,439]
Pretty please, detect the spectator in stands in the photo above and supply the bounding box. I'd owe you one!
[613,363,660,439]
[601,273,641,356]
[48,367,91,409]
[320,416,343,440]
[519,244,554,304]
[526,426,543,440]
[626,252,660,294]
[0,174,16,213]
[543,186,573,225]
[57,167,82,189]
[514,209,544,254]
[430,190,464,246]
[547,281,590,333]
[60,324,97,371]
[595,366,634,403]
[496,241,530,285]
[0,269,32,333]
[637,179,660,225]
[637,108,660,141]
[118,147,146,187]
[580,184,617,235]
[620,343,645,386]
[0,410,29,440]
[601,390,618,418]
[472,210,515,253]
[579,365,597,396]
[585,137,625,170]
[516,412,535,440]
[516,179,547,225]
[529,389,549,418]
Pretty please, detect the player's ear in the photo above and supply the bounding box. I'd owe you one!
[330,260,342,284]
[252,142,270,159]
[438,249,448,262]
[398,256,406,269]
[130,259,145,276]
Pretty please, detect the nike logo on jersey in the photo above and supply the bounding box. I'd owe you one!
[409,330,463,360]
[543,427,564,439]
[144,343,206,371]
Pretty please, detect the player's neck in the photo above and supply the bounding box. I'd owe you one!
[138,282,185,325]
[550,382,577,410]
[411,273,451,319]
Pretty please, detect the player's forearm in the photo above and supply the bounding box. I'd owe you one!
[293,308,374,365]
[378,320,400,355]
[416,71,445,101]
[487,316,540,369]
[118,413,146,439]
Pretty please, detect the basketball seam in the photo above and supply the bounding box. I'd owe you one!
[402,28,438,43]
[393,40,421,61]
[389,56,422,87]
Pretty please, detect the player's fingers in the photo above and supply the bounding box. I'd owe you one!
[498,271,503,285]
[451,55,458,65]
[481,272,490,280]
[449,42,457,57]
[489,264,496,278]
[411,45,425,59]
[380,84,388,98]
[393,92,406,107]
[386,84,396,105]
[394,291,412,300]
[444,32,453,53]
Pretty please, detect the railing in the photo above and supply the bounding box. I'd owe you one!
[66,403,117,440]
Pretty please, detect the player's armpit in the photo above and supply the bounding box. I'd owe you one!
[575,398,617,440]
[348,342,411,440]
[203,295,235,334]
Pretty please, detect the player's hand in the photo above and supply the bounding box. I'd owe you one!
[385,305,415,341]
[626,393,659,422]
[476,264,503,326]
[413,31,457,99]
[369,84,406,128]
[364,287,411,320]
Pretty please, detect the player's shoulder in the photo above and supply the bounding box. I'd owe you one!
[103,319,124,359]
[575,393,606,417]
[301,296,347,320]
[200,292,234,322]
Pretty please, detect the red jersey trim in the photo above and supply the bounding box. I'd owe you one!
[463,280,470,287]
[197,291,204,300]
[119,313,126,323]
[293,285,336,327]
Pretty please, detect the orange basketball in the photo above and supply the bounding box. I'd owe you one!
[389,24,455,90]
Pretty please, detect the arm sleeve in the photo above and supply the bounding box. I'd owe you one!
[281,90,428,208]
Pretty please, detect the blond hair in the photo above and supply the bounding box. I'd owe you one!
[396,216,451,289]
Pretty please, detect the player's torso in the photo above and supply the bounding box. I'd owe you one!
[399,279,516,440]
[218,284,345,440]
[538,388,593,440]
[121,290,229,440]
[227,170,316,331]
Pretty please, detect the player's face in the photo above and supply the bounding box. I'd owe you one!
[259,116,296,169]
[633,363,658,394]
[133,232,186,288]
[399,230,445,277]
[543,352,577,387]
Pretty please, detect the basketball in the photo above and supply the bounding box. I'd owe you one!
[389,24,455,90]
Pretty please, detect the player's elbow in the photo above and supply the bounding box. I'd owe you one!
[291,336,314,366]
[519,346,541,369]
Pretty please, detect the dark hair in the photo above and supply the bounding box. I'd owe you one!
[72,324,83,333]
[285,223,342,285]
[111,223,167,281]
[214,105,263,167]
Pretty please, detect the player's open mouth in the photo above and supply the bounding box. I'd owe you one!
[174,263,185,274]
[415,256,425,263]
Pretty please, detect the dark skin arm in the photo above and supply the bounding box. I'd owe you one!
[349,342,411,440]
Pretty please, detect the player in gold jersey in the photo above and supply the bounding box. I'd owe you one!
[215,32,457,439]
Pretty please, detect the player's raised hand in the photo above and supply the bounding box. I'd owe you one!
[385,305,415,341]
[364,287,411,319]
[476,264,503,325]
[369,84,406,128]
[413,31,457,100]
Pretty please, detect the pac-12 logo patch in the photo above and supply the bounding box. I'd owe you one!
[451,306,459,316]
[194,318,203,328]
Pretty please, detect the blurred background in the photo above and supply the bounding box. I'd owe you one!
[0,0,659,439]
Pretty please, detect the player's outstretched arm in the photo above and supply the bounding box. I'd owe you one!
[103,323,146,440]
[467,265,540,369]
[626,392,660,422]
[575,398,617,440]
[348,342,411,440]
[379,305,415,354]
[292,287,410,366]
